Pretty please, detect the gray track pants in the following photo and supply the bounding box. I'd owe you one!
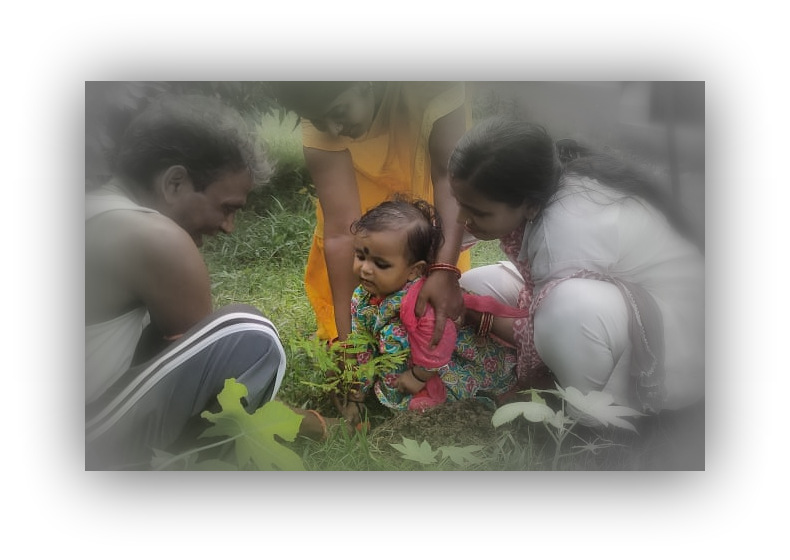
[85,304,286,470]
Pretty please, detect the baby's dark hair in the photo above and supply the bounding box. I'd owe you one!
[350,196,444,265]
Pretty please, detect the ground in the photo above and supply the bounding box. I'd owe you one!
[369,399,498,450]
[356,396,705,471]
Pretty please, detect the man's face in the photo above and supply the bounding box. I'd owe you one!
[167,168,253,247]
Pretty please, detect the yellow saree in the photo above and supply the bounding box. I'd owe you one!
[301,82,473,340]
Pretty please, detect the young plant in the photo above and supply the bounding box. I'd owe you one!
[492,385,643,469]
[290,331,408,410]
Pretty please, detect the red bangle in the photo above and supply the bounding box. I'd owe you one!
[477,312,494,336]
[427,263,462,279]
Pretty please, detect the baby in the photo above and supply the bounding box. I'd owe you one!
[340,197,526,421]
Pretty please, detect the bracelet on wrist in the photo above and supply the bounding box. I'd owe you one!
[477,311,494,337]
[427,263,462,279]
[410,368,429,383]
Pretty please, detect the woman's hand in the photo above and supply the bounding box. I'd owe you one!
[414,270,465,347]
[303,147,361,340]
[419,102,468,347]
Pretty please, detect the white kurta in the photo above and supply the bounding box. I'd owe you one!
[522,175,705,409]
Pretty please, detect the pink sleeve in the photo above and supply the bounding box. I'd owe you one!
[462,293,530,318]
[400,279,456,369]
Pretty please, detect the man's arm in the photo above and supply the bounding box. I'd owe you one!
[121,212,213,339]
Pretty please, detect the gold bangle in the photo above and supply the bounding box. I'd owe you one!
[477,312,494,336]
[427,263,462,279]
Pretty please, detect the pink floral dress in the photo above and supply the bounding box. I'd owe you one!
[350,281,518,411]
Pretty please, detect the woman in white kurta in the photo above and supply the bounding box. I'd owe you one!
[448,117,704,414]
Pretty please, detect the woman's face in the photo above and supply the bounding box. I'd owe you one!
[307,82,377,139]
[450,176,533,241]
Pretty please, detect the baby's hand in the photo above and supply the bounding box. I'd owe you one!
[395,368,428,395]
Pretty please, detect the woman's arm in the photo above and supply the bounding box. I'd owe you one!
[463,308,518,346]
[415,105,468,345]
[303,146,362,341]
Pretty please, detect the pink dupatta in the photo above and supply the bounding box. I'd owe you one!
[399,277,529,410]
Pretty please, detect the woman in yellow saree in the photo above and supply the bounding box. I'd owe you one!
[274,82,474,342]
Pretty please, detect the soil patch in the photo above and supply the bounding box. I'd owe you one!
[369,399,498,451]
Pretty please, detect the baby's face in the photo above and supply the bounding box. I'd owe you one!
[353,229,420,299]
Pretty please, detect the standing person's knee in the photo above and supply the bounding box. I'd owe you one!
[533,279,629,393]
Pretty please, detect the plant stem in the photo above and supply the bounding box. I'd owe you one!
[551,419,578,469]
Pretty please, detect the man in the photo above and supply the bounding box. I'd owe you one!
[85,93,305,469]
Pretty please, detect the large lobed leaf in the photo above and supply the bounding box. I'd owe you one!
[492,401,564,429]
[201,379,305,470]
[555,386,643,432]
[390,438,439,465]
[437,445,485,467]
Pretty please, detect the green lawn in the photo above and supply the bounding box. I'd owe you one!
[194,113,658,471]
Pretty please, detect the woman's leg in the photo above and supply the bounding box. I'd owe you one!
[459,261,523,306]
[85,304,286,469]
[532,279,631,399]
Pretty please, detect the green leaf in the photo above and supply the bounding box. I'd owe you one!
[555,386,643,432]
[528,389,546,405]
[200,379,305,470]
[491,402,525,427]
[437,445,485,466]
[191,459,239,471]
[390,438,439,464]
[492,401,557,427]
[150,449,182,470]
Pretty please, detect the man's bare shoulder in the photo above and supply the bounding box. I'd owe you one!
[89,209,194,255]
[86,209,209,327]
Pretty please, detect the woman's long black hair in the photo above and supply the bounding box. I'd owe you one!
[449,116,699,248]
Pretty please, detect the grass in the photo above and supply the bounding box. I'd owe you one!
[197,113,667,471]
[202,110,507,423]
[197,112,578,470]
